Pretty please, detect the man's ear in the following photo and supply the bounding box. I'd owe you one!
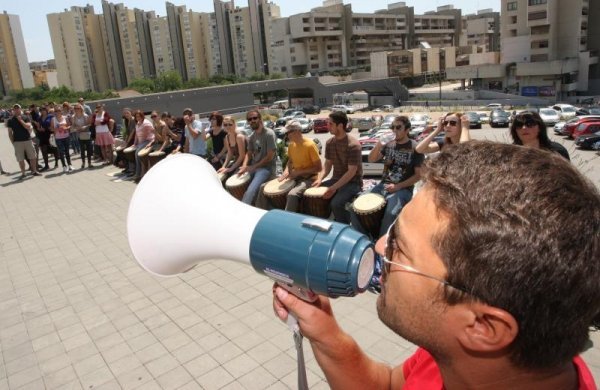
[457,304,518,352]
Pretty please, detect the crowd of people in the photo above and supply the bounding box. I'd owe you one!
[2,99,598,387]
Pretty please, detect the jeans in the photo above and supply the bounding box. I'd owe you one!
[242,167,272,205]
[321,179,361,224]
[134,140,151,177]
[55,137,72,167]
[70,132,81,153]
[350,181,413,239]
[80,139,93,164]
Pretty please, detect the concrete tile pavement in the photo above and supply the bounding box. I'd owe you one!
[0,128,599,389]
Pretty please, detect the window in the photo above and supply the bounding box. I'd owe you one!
[528,11,547,20]
[507,1,517,11]
[528,0,547,5]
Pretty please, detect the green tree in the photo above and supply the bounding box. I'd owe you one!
[155,70,183,92]
[128,78,155,94]
[185,77,210,89]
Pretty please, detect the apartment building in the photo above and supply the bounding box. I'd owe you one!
[413,5,461,48]
[501,0,599,96]
[213,0,235,75]
[460,9,500,52]
[48,6,109,92]
[371,47,457,79]
[114,6,144,86]
[134,9,157,79]
[0,12,34,96]
[149,16,175,75]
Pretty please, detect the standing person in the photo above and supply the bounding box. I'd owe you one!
[312,111,362,223]
[7,104,41,179]
[510,110,570,160]
[207,111,227,170]
[272,141,600,390]
[78,97,92,116]
[132,110,155,183]
[415,112,471,154]
[63,102,80,155]
[182,107,207,157]
[71,104,92,169]
[29,104,42,169]
[217,116,246,176]
[255,120,321,212]
[92,104,115,164]
[239,110,277,205]
[37,106,59,171]
[51,107,73,173]
[350,115,423,238]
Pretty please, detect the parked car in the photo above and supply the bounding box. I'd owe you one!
[463,112,482,129]
[313,118,329,133]
[409,114,430,128]
[552,104,578,120]
[486,103,503,109]
[296,118,313,133]
[576,107,600,116]
[574,131,600,150]
[381,105,394,112]
[490,110,511,128]
[236,120,247,132]
[572,121,600,139]
[538,108,561,127]
[301,105,321,114]
[478,112,490,124]
[331,105,355,114]
[561,116,600,138]
[356,117,376,132]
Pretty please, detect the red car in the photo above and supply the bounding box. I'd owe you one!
[313,118,329,133]
[563,116,600,138]
[572,121,600,139]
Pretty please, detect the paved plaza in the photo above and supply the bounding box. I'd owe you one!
[0,124,599,389]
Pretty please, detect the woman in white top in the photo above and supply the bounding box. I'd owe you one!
[92,104,115,164]
[52,107,73,173]
[71,104,92,169]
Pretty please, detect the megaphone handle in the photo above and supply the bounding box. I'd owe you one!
[293,327,309,390]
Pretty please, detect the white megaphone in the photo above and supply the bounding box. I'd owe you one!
[127,154,374,299]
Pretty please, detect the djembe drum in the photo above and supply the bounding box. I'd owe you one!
[148,151,166,168]
[352,193,386,239]
[302,187,331,218]
[225,173,251,201]
[263,178,296,209]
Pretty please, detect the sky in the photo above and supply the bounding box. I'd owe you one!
[3,0,499,62]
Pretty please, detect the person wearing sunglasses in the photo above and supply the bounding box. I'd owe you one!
[415,112,471,155]
[239,109,277,205]
[207,111,227,170]
[217,116,246,178]
[312,110,362,223]
[350,115,423,238]
[273,141,599,389]
[510,111,570,161]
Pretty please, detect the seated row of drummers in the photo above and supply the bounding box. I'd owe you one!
[221,111,425,240]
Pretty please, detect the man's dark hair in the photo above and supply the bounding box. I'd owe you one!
[210,111,224,126]
[510,111,552,149]
[246,109,262,121]
[423,141,600,370]
[394,115,411,130]
[329,111,348,128]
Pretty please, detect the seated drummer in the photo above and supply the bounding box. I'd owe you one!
[312,111,362,223]
[256,120,322,212]
[350,115,423,238]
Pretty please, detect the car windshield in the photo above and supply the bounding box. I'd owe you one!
[562,107,576,113]
[589,108,600,115]
[540,109,556,115]
[492,111,509,118]
[411,115,427,121]
[237,120,246,127]
[297,118,309,124]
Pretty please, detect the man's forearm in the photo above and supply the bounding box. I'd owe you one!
[330,168,357,191]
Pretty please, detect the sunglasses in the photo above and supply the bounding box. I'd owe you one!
[514,119,538,128]
[151,115,158,119]
[247,116,260,121]
[380,222,473,297]
[223,123,234,127]
[443,120,458,126]
[391,125,405,130]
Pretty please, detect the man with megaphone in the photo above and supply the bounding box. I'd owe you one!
[273,142,599,389]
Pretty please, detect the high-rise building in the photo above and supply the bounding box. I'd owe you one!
[214,0,235,75]
[134,9,157,78]
[149,16,175,75]
[101,1,127,90]
[48,6,109,92]
[0,11,34,96]
[501,0,599,96]
[166,2,188,80]
[460,9,500,52]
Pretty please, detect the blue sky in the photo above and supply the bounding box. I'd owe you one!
[4,0,499,62]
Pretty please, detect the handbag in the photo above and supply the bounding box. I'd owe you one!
[49,134,57,148]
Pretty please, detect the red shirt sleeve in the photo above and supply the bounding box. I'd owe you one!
[402,348,444,390]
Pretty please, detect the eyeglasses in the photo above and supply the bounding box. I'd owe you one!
[391,125,405,131]
[151,115,158,119]
[514,119,538,128]
[443,120,458,127]
[380,222,472,297]
[247,116,260,121]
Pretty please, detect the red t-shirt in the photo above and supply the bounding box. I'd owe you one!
[402,348,597,389]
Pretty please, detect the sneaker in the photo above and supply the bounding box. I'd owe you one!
[0,170,8,175]
[40,166,49,172]
[63,166,68,173]
[68,165,74,172]
[81,162,85,169]
[32,172,42,177]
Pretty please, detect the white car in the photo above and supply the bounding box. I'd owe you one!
[331,105,355,114]
[409,114,430,128]
[486,103,503,109]
[361,148,384,177]
[538,108,561,126]
[552,104,578,120]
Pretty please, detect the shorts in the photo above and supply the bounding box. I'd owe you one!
[13,140,36,162]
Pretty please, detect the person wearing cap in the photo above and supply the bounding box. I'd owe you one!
[6,104,41,179]
[182,108,207,158]
[239,109,277,205]
[350,115,424,239]
[78,97,92,116]
[255,120,322,212]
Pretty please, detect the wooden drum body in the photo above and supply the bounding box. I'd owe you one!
[302,187,331,218]
[352,193,386,238]
[263,178,296,209]
[225,173,251,201]
[123,145,137,163]
[148,151,166,168]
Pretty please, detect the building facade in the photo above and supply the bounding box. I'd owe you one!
[0,12,34,95]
